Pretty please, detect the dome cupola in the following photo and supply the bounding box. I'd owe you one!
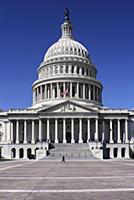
[43,8,90,64]
[61,8,72,39]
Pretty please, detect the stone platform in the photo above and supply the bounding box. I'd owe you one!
[0,159,134,199]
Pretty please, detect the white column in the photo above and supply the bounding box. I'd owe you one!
[110,148,114,159]
[83,84,85,99]
[79,118,83,143]
[94,118,98,141]
[39,119,42,142]
[45,84,47,99]
[24,120,27,144]
[74,65,77,74]
[47,119,50,141]
[23,149,27,159]
[71,118,75,143]
[102,120,105,142]
[80,67,82,75]
[10,121,13,143]
[31,148,35,155]
[51,83,53,99]
[63,119,66,143]
[69,65,71,74]
[16,120,19,144]
[88,85,91,100]
[87,118,90,142]
[77,83,79,98]
[16,149,19,159]
[36,88,38,102]
[55,119,58,143]
[117,119,121,143]
[125,119,129,143]
[58,65,60,74]
[53,84,55,99]
[48,85,50,99]
[70,82,72,98]
[40,86,42,101]
[63,64,66,73]
[31,120,35,144]
[110,119,113,143]
[4,122,7,142]
[93,86,95,100]
[117,147,122,158]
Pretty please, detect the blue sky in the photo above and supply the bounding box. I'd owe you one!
[0,0,134,110]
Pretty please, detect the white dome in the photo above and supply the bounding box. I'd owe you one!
[44,37,90,62]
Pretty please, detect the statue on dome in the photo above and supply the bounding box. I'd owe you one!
[64,8,70,22]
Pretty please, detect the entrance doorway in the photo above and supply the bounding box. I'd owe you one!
[66,132,71,143]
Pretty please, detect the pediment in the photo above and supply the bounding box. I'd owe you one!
[38,101,98,114]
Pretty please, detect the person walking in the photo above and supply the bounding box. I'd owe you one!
[61,155,65,163]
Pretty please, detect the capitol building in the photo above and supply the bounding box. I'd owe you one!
[0,11,134,160]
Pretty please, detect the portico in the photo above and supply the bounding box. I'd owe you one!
[8,112,129,145]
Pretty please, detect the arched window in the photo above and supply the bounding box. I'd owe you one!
[60,66,63,74]
[65,66,69,73]
[27,148,32,159]
[74,48,77,55]
[90,85,93,100]
[105,148,110,159]
[19,148,24,158]
[54,66,58,74]
[114,148,118,158]
[71,66,74,74]
[66,47,68,53]
[82,50,84,56]
[46,67,48,75]
[78,48,81,56]
[82,68,84,75]
[35,147,39,157]
[77,67,79,74]
[121,148,125,158]
[50,67,53,75]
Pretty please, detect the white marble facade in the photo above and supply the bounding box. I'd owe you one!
[0,11,134,160]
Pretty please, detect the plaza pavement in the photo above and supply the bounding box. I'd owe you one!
[0,159,133,200]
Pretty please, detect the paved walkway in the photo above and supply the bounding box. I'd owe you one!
[0,159,134,199]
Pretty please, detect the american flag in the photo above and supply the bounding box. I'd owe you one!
[61,88,69,97]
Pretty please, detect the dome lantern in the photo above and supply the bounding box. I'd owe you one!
[61,8,72,39]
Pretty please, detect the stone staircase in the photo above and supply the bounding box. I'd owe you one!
[43,143,95,160]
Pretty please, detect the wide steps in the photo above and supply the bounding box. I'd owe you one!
[43,143,95,160]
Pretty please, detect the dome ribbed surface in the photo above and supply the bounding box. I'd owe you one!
[44,38,90,62]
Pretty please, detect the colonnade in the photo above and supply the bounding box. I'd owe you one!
[33,82,102,104]
[39,64,96,80]
[9,118,129,144]
[108,119,129,143]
